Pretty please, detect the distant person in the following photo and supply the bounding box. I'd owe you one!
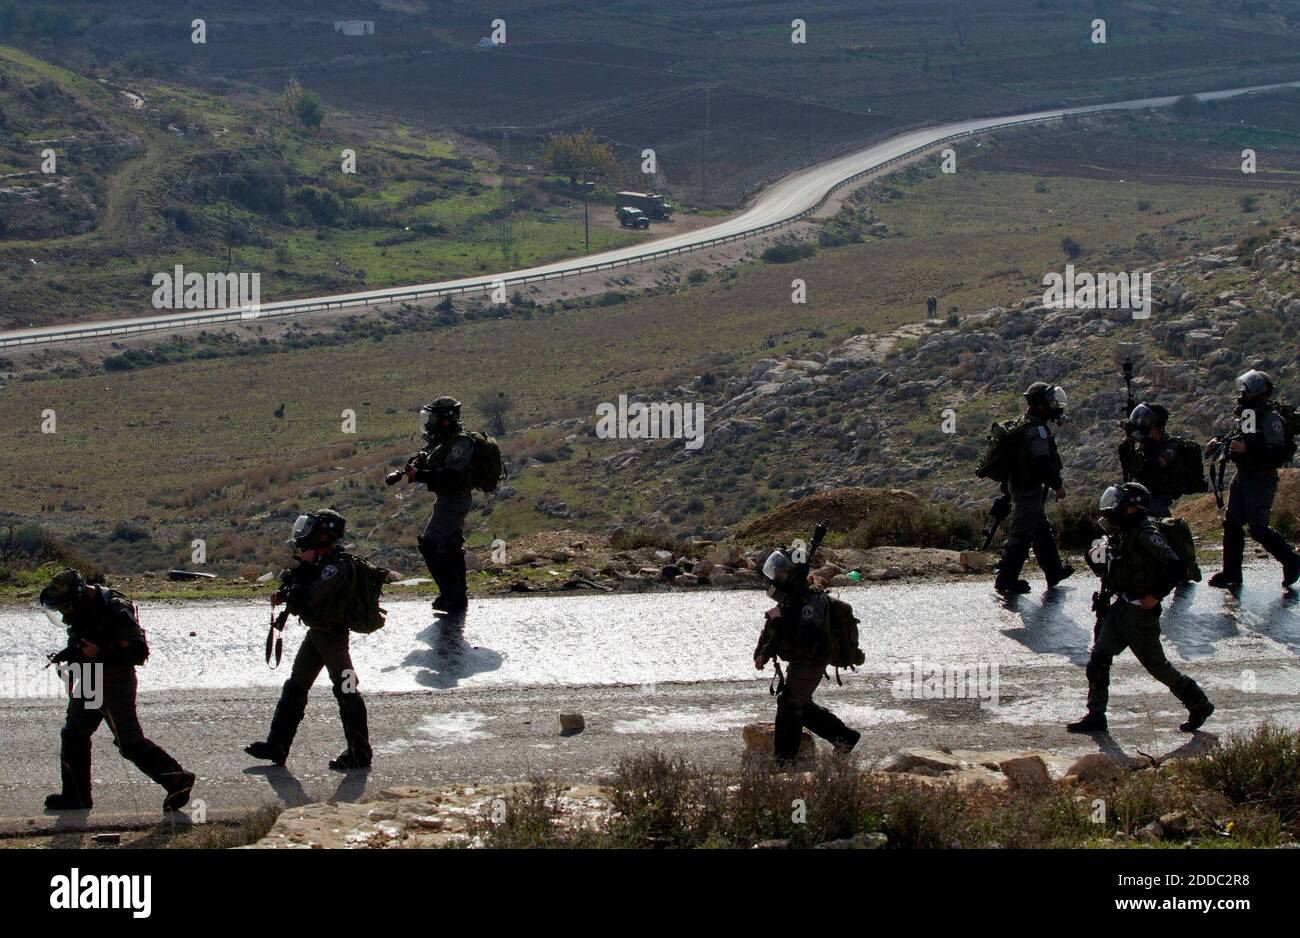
[1068,483,1213,734]
[1204,369,1300,589]
[753,528,862,765]
[982,382,1074,596]
[1118,403,1180,517]
[246,510,373,771]
[392,397,475,613]
[40,569,194,813]
[926,296,938,317]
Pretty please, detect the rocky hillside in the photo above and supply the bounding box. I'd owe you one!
[595,224,1300,520]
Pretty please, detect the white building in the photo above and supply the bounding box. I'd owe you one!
[334,20,375,36]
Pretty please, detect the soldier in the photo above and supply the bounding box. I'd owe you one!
[407,397,475,613]
[993,381,1074,595]
[1205,370,1300,589]
[1119,403,1181,518]
[926,296,938,317]
[39,569,195,813]
[245,510,372,771]
[753,542,861,765]
[1068,483,1213,734]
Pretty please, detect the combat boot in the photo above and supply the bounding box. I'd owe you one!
[163,771,196,813]
[833,729,862,755]
[1207,571,1243,589]
[44,793,92,811]
[1210,526,1245,589]
[1284,555,1300,589]
[1046,565,1075,588]
[1180,701,1214,733]
[995,579,1031,596]
[1066,712,1108,734]
[244,741,288,766]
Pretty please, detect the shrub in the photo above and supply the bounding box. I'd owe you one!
[761,241,816,264]
[1183,723,1300,829]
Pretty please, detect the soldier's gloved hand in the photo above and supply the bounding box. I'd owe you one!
[1138,595,1158,610]
[1229,440,1246,455]
[1055,487,1067,500]
[271,590,286,607]
[405,464,418,482]
[79,640,99,659]
[754,655,768,670]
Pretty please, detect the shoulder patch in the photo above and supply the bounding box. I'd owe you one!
[321,564,340,581]
[1146,532,1167,549]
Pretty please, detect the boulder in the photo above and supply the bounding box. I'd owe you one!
[559,712,585,735]
[1064,753,1130,784]
[742,722,815,761]
[998,755,1050,788]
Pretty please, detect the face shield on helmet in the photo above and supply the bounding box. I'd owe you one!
[1128,404,1157,433]
[1236,369,1272,405]
[762,549,806,599]
[420,404,460,441]
[288,513,316,548]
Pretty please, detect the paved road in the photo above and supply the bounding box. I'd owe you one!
[4,79,1298,349]
[1,569,1296,827]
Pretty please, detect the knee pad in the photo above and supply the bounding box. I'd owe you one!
[282,678,310,703]
[1247,524,1273,542]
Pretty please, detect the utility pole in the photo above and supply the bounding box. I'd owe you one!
[701,84,711,204]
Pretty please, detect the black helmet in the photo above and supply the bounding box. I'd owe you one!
[761,547,809,599]
[1025,381,1068,421]
[1128,403,1168,432]
[39,569,85,612]
[288,509,346,549]
[1098,482,1150,533]
[1236,369,1273,405]
[421,396,462,441]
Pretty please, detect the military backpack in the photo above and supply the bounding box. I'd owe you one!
[341,553,389,634]
[464,430,508,493]
[975,417,1026,484]
[826,596,866,671]
[1151,517,1201,583]
[1168,436,1208,496]
[1273,400,1300,465]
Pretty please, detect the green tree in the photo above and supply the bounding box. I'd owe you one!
[541,128,615,185]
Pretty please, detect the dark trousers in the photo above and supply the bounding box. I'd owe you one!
[774,660,856,761]
[997,485,1065,587]
[59,664,187,802]
[1085,603,1209,715]
[419,493,471,603]
[267,628,370,762]
[1221,470,1297,578]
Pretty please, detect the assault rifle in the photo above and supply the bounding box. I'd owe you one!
[265,567,299,669]
[385,449,429,486]
[981,493,1011,550]
[1207,417,1244,510]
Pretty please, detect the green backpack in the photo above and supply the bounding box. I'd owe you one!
[465,431,508,493]
[975,418,1025,483]
[826,595,866,670]
[1151,517,1201,583]
[1273,400,1300,465]
[342,553,389,634]
[1169,436,1208,496]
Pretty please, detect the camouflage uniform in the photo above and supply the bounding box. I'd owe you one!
[1085,522,1210,717]
[1119,435,1180,518]
[54,587,191,808]
[1219,404,1299,582]
[754,591,858,762]
[995,414,1070,590]
[415,432,476,609]
[262,549,371,766]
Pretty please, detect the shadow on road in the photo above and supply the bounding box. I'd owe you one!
[1160,583,1241,660]
[1000,586,1092,666]
[387,611,503,690]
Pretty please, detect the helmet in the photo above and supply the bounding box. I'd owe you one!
[1236,369,1273,404]
[1025,382,1068,420]
[761,548,807,598]
[421,396,462,441]
[1098,482,1150,533]
[39,569,85,612]
[288,510,346,549]
[1128,403,1168,433]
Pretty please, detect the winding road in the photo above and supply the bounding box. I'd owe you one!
[3,79,1298,350]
